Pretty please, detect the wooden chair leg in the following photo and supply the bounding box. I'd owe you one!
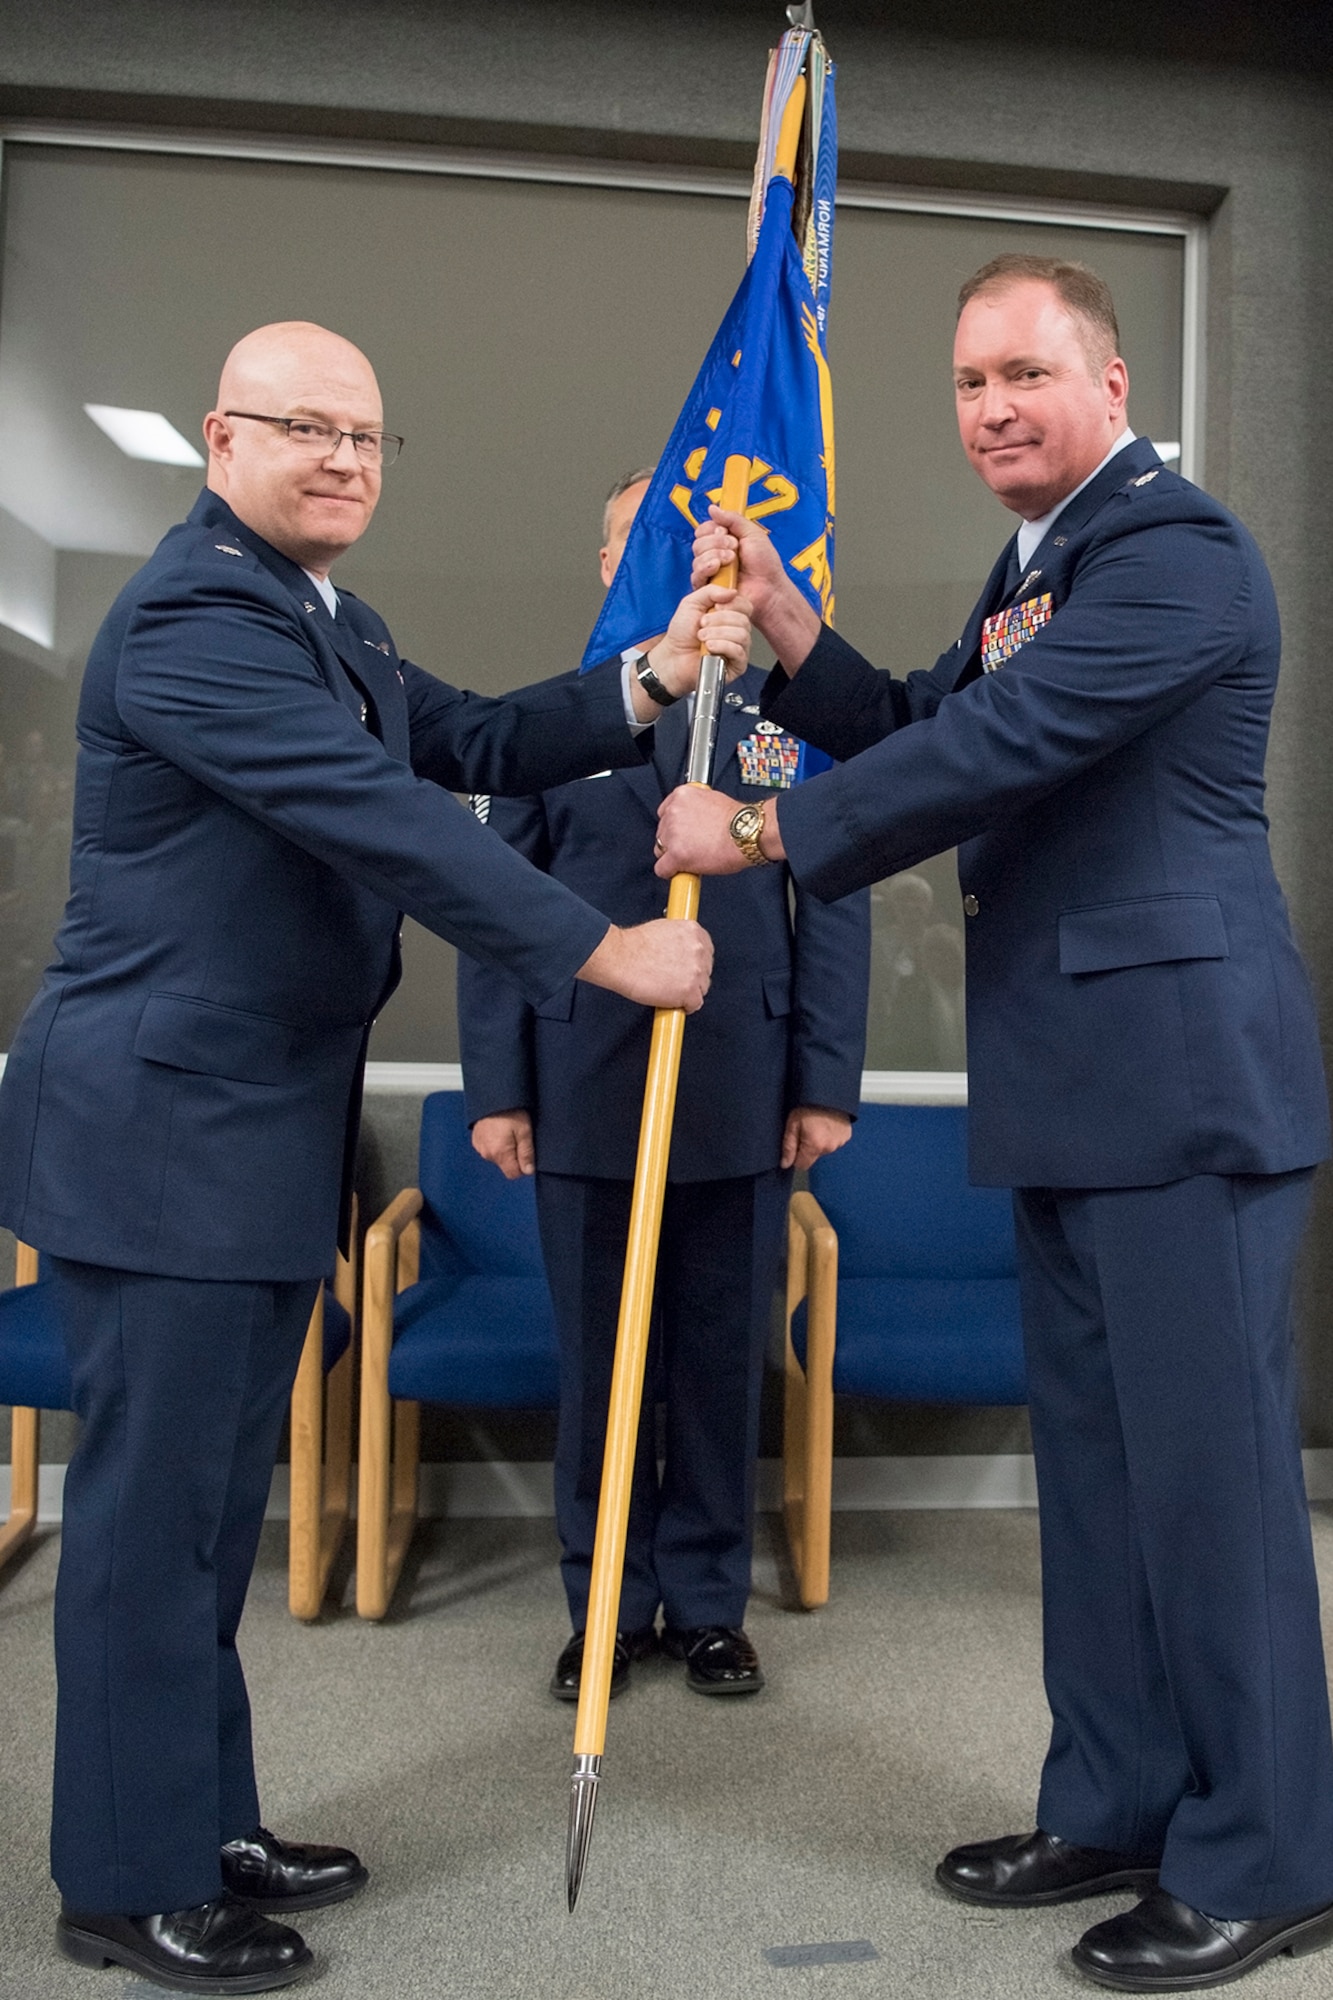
[783,1192,837,1609]
[385,1396,420,1603]
[287,1287,326,1620]
[318,1345,353,1600]
[309,1204,358,1615]
[783,1200,812,1599]
[0,1404,39,1574]
[1,1244,46,1578]
[800,1211,837,1609]
[357,1196,421,1619]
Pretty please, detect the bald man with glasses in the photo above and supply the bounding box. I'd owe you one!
[0,320,746,1994]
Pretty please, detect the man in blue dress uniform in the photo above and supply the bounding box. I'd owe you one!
[0,323,745,1993]
[459,472,869,1702]
[657,256,1333,1992]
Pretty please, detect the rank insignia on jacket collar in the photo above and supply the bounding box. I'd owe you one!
[1053,535,1068,546]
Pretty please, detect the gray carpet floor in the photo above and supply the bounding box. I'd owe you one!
[3,1505,1333,2000]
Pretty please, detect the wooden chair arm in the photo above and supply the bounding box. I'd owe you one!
[362,1187,423,1372]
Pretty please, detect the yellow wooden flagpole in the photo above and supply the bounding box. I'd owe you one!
[565,70,808,1914]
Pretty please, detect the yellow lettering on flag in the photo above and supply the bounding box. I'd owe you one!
[670,453,801,532]
[792,531,835,622]
[801,302,836,516]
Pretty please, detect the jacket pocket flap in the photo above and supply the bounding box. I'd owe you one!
[534,982,575,1023]
[1059,896,1229,975]
[763,968,793,1018]
[135,993,308,1085]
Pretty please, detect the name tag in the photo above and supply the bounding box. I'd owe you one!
[981,592,1054,672]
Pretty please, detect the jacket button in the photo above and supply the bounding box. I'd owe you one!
[963,893,979,917]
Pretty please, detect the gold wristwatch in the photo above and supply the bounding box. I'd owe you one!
[729,802,773,867]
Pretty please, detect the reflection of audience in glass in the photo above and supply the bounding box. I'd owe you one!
[919,919,967,1068]
[867,871,967,1070]
[0,727,75,1046]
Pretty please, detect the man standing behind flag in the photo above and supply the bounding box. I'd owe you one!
[459,467,869,1699]
[657,255,1333,1991]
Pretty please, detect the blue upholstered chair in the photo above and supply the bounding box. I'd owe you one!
[783,1102,1026,1607]
[287,1205,357,1620]
[0,1242,72,1578]
[0,1230,353,1611]
[356,1091,559,1618]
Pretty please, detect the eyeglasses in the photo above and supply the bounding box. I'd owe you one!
[224,411,404,466]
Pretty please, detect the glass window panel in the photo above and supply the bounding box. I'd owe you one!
[0,144,1183,1064]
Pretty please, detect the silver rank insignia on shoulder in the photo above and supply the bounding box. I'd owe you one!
[1132,470,1159,487]
[214,544,243,557]
[359,701,368,725]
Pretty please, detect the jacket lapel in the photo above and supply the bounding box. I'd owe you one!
[953,439,1163,690]
[188,495,406,753]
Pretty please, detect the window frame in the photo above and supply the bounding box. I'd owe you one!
[0,120,1206,1099]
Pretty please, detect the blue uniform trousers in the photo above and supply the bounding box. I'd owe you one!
[1015,1170,1333,1917]
[47,1260,318,1914]
[537,1168,790,1633]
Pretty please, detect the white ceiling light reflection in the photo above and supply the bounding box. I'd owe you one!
[84,404,204,467]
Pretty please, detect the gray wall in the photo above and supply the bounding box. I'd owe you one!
[2,1,1330,1446]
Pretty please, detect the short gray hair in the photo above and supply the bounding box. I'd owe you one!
[602,465,656,541]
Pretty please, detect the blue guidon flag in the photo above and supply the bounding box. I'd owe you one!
[582,27,837,781]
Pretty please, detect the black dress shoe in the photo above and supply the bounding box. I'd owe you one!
[661,1624,765,1695]
[221,1825,368,1912]
[549,1626,657,1702]
[1073,1888,1333,1991]
[936,1828,1160,1907]
[57,1895,310,1994]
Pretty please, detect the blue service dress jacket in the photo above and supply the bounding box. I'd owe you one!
[767,438,1330,1188]
[0,490,654,1281]
[458,662,871,1178]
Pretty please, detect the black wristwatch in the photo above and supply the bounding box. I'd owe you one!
[631,650,681,709]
